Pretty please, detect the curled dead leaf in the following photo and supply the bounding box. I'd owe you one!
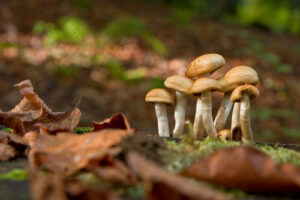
[29,129,133,175]
[0,80,81,135]
[92,113,133,132]
[0,131,27,161]
[126,151,229,200]
[182,146,300,193]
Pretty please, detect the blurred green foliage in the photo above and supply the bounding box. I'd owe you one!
[141,0,300,35]
[0,169,28,181]
[54,66,79,77]
[251,108,297,120]
[33,17,90,45]
[101,17,167,55]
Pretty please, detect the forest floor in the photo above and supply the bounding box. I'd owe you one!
[0,0,300,143]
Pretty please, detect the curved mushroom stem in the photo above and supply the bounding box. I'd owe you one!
[214,92,233,132]
[202,91,217,138]
[173,91,187,137]
[231,102,241,141]
[240,95,254,144]
[155,103,170,137]
[193,98,205,139]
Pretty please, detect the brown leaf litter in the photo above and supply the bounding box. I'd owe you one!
[29,129,133,176]
[126,151,229,200]
[182,146,300,194]
[92,113,133,132]
[0,131,27,161]
[0,80,81,135]
[30,172,119,200]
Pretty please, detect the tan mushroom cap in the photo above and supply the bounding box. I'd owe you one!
[185,54,225,78]
[218,129,231,140]
[190,77,221,95]
[164,75,193,94]
[145,88,174,105]
[230,85,260,102]
[225,66,259,86]
[217,76,237,92]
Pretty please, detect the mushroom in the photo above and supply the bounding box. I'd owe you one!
[190,77,221,138]
[164,75,193,137]
[231,85,260,144]
[231,102,241,141]
[145,88,174,137]
[185,54,225,139]
[214,66,259,133]
[218,129,231,140]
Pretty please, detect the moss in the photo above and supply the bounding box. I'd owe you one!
[161,134,300,172]
[74,127,92,134]
[0,169,28,181]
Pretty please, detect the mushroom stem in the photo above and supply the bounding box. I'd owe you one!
[193,98,205,139]
[155,103,170,137]
[240,95,254,143]
[231,102,241,141]
[173,91,187,137]
[214,92,233,132]
[202,91,217,138]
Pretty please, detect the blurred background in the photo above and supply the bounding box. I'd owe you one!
[0,0,299,143]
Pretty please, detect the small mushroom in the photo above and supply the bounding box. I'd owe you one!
[190,77,221,138]
[214,66,259,132]
[231,85,260,144]
[145,88,174,137]
[185,54,225,139]
[218,129,231,140]
[164,75,193,137]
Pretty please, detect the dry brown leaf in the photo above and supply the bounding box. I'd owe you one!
[30,172,119,200]
[0,80,81,135]
[126,151,229,200]
[0,131,27,161]
[87,153,137,185]
[92,113,133,132]
[182,146,300,193]
[35,107,81,134]
[0,143,18,161]
[29,130,133,175]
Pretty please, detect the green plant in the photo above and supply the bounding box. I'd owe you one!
[33,17,90,45]
[170,6,196,27]
[74,127,93,134]
[54,66,79,77]
[0,169,28,181]
[101,17,167,55]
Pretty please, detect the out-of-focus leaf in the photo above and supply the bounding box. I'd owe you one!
[29,130,133,175]
[0,169,28,181]
[182,146,300,193]
[92,113,133,132]
[87,154,137,185]
[0,144,17,161]
[126,151,229,200]
[30,172,119,200]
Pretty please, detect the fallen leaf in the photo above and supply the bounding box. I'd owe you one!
[0,144,18,161]
[92,113,133,132]
[30,172,119,200]
[0,131,27,161]
[29,130,133,175]
[126,151,229,200]
[182,146,300,193]
[0,80,81,135]
[88,153,137,185]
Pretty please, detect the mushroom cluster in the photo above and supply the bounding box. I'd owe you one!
[145,53,260,144]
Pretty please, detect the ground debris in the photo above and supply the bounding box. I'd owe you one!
[126,151,230,200]
[30,172,119,200]
[182,146,300,194]
[29,129,133,176]
[0,131,27,161]
[0,80,81,135]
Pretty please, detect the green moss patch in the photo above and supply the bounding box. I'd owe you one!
[0,169,28,181]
